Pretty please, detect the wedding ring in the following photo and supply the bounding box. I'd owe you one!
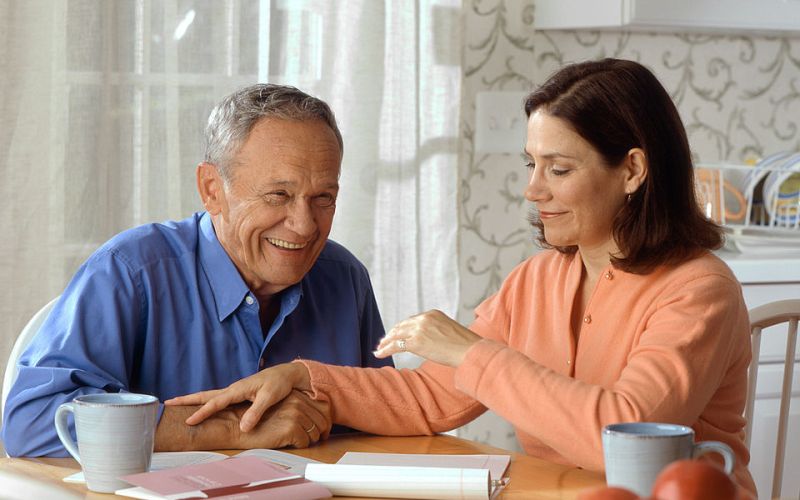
[305,423,316,433]
[397,339,407,351]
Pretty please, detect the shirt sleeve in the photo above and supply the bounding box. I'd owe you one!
[1,248,146,457]
[455,272,750,471]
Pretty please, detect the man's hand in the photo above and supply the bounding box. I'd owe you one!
[165,362,312,432]
[234,390,331,449]
[155,389,330,451]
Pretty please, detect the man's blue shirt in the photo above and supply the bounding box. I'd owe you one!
[2,212,392,456]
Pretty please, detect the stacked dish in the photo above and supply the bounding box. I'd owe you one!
[695,153,800,253]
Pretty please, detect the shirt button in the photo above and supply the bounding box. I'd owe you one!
[245,296,255,305]
[583,314,592,324]
[604,271,613,280]
[567,360,571,365]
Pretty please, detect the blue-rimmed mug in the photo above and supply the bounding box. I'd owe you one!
[54,393,158,493]
[602,422,734,496]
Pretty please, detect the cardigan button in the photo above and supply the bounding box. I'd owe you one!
[604,271,613,280]
[583,315,592,324]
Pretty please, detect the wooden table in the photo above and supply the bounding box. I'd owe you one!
[0,433,605,499]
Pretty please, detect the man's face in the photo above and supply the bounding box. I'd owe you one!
[206,118,341,298]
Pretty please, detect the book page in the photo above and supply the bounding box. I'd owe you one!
[235,449,321,474]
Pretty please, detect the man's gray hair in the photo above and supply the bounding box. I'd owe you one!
[204,83,343,179]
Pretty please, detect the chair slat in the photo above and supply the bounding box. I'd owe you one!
[746,299,800,499]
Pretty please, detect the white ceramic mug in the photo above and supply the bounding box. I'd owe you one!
[54,393,158,493]
[602,422,735,497]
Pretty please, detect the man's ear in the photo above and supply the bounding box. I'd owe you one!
[623,148,648,195]
[196,162,227,216]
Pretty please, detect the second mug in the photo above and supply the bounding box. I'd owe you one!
[601,422,734,496]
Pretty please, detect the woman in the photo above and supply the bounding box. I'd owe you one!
[169,59,756,495]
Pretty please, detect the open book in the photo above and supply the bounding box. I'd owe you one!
[304,452,511,500]
[115,455,331,499]
[63,448,320,484]
[65,449,327,499]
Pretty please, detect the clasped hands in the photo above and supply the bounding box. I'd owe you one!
[167,310,481,443]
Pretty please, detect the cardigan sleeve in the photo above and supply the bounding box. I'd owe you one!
[300,359,486,435]
[298,292,520,436]
[298,282,519,435]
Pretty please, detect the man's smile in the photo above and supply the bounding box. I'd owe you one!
[266,237,308,250]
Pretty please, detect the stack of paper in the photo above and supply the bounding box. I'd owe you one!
[304,452,511,500]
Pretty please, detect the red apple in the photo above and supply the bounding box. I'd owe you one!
[651,459,738,500]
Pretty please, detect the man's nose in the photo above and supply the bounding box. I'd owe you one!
[286,200,317,237]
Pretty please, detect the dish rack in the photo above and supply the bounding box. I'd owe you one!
[695,153,800,253]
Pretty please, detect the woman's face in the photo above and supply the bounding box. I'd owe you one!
[523,110,633,254]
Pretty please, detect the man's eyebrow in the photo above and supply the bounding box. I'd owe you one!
[263,180,340,189]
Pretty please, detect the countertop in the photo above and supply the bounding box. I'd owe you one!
[716,250,800,284]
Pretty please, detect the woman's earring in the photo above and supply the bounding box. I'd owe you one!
[626,193,632,203]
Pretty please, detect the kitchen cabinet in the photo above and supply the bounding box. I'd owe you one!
[533,0,800,34]
[718,250,800,498]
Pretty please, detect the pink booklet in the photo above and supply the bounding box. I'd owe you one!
[117,456,331,499]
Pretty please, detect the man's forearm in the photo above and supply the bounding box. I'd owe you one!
[155,405,241,451]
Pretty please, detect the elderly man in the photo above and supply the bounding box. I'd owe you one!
[1,84,392,456]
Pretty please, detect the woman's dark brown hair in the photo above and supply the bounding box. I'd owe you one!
[524,58,722,274]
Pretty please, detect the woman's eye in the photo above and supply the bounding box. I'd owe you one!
[551,167,569,176]
[524,161,535,170]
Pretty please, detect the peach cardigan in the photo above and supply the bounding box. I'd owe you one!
[301,250,756,494]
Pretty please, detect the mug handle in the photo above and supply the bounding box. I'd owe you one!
[54,402,82,464]
[692,440,734,474]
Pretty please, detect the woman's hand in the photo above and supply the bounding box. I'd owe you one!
[165,362,311,432]
[373,309,482,367]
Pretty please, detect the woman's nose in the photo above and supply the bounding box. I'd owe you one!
[524,167,546,202]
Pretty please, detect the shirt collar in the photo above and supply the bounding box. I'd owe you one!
[198,212,250,322]
[198,212,306,322]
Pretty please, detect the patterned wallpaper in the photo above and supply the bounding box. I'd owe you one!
[455,0,800,450]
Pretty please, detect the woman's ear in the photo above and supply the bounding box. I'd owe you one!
[196,162,227,216]
[623,148,648,195]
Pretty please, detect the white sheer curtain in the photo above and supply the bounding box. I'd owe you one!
[277,0,463,338]
[0,0,462,427]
